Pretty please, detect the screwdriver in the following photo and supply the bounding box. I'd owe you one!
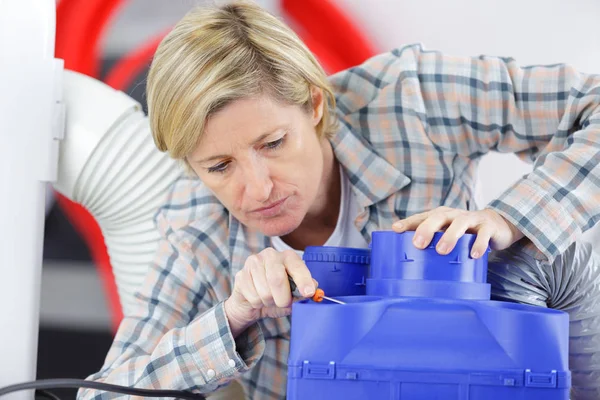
[288,276,346,305]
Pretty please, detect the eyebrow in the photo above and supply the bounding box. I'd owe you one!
[193,127,285,164]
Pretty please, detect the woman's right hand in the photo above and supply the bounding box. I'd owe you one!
[224,248,317,337]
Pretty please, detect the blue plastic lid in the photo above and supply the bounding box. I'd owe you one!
[367,231,491,300]
[370,231,489,283]
[303,246,370,265]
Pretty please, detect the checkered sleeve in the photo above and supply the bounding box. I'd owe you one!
[77,179,265,398]
[406,44,600,262]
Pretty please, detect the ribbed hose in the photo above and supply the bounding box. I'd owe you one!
[488,241,600,400]
[72,109,181,315]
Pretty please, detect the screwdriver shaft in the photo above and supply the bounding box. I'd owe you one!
[288,276,346,304]
[322,296,346,305]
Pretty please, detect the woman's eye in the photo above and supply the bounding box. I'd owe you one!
[207,162,229,174]
[264,137,284,151]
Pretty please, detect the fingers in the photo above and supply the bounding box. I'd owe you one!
[469,224,494,259]
[393,207,454,248]
[394,207,458,249]
[392,210,431,233]
[412,208,459,249]
[249,253,277,308]
[235,248,315,313]
[393,207,496,259]
[262,249,292,308]
[436,213,481,255]
[282,250,315,297]
[234,265,262,309]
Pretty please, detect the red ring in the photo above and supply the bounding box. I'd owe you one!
[282,0,377,70]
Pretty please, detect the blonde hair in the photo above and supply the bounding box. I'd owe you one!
[146,0,338,161]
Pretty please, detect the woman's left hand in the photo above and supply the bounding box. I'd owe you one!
[392,207,524,259]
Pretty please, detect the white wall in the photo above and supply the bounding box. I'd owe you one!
[333,0,600,245]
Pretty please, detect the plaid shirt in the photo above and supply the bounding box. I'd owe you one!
[80,44,600,399]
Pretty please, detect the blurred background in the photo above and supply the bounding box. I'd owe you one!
[41,0,600,397]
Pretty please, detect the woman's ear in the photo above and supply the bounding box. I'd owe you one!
[310,86,324,127]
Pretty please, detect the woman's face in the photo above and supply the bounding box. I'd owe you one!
[188,91,327,237]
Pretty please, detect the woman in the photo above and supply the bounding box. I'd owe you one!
[80,1,600,399]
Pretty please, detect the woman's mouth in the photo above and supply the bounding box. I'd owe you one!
[251,197,289,218]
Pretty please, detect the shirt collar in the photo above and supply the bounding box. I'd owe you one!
[330,120,411,209]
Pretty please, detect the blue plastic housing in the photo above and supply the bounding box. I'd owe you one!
[289,231,570,399]
[303,246,370,297]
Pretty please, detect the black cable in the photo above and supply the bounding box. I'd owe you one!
[36,389,62,400]
[0,379,205,399]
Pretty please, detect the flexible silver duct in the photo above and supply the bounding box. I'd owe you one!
[489,241,600,400]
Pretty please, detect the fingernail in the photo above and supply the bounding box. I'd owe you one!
[471,250,480,259]
[393,221,403,230]
[437,242,448,254]
[304,286,315,296]
[413,235,424,248]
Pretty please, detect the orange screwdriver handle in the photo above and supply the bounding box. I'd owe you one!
[312,288,325,303]
[289,276,324,303]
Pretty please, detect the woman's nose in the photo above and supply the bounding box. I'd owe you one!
[243,163,273,203]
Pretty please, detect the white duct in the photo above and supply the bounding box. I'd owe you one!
[54,71,183,315]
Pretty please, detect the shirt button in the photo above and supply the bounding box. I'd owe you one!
[206,369,216,379]
[228,359,236,368]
